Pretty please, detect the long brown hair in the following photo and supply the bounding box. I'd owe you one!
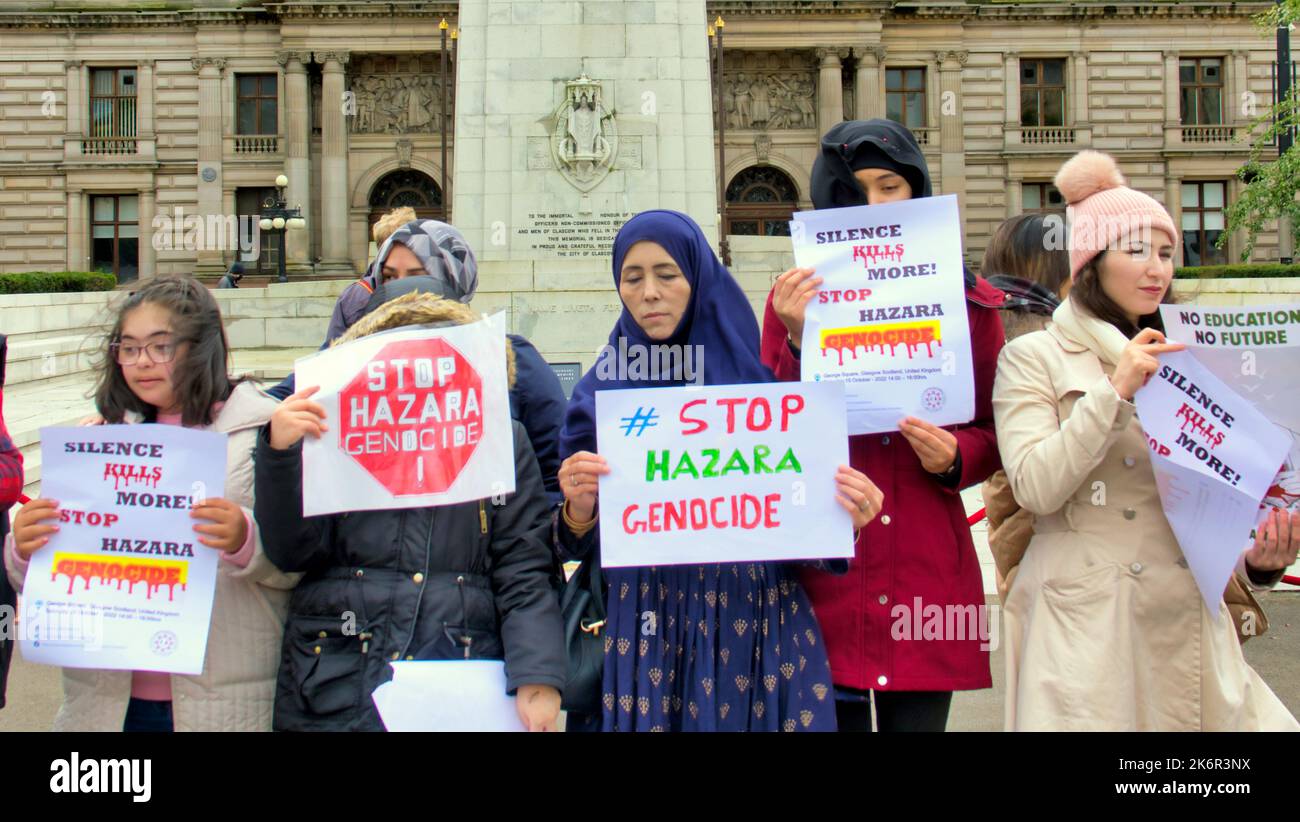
[981,213,1071,296]
[1071,252,1176,339]
[94,276,239,426]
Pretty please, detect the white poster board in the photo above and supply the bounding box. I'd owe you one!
[1135,350,1291,611]
[19,425,227,675]
[791,195,974,434]
[297,314,515,516]
[594,382,854,568]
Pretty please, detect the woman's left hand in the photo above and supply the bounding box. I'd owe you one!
[190,497,249,554]
[835,465,884,531]
[515,684,561,732]
[899,416,959,475]
[1244,507,1300,573]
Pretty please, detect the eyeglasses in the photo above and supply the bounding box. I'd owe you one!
[110,340,178,366]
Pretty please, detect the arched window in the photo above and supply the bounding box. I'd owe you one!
[367,169,444,232]
[725,166,798,237]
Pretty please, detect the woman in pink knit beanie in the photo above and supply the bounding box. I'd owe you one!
[989,150,1300,730]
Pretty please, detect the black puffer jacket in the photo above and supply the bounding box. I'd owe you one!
[254,421,565,732]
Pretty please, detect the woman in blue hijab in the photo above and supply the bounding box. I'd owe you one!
[555,210,882,731]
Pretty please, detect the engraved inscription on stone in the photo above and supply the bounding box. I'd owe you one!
[616,137,643,170]
[527,137,553,170]
[515,211,636,258]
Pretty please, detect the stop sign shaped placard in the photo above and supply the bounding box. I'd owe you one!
[338,337,484,496]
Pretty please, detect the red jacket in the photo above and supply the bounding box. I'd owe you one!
[761,278,1005,692]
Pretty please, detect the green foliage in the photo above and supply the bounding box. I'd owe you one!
[0,271,118,294]
[1174,263,1300,279]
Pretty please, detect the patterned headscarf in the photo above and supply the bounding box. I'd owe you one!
[370,219,478,303]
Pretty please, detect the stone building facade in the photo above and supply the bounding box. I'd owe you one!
[0,0,1290,283]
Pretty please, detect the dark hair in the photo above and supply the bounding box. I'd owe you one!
[1071,251,1176,339]
[981,214,1070,296]
[94,276,239,426]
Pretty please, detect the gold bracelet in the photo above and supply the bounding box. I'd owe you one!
[562,500,598,537]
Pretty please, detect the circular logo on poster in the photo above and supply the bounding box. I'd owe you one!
[150,630,178,657]
[338,337,484,497]
[921,387,946,412]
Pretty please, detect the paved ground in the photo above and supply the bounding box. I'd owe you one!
[5,592,1298,732]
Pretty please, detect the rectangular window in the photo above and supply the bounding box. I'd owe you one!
[89,67,137,139]
[236,74,279,135]
[886,67,927,128]
[1180,181,1228,266]
[1020,58,1067,128]
[90,194,139,284]
[1021,182,1066,215]
[1180,58,1223,126]
[235,187,279,274]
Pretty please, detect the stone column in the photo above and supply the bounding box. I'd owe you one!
[1007,176,1022,218]
[816,48,848,134]
[137,59,155,160]
[192,56,227,276]
[66,189,87,272]
[279,51,313,272]
[936,51,968,235]
[1163,50,1182,148]
[139,188,157,279]
[855,46,885,120]
[1072,50,1090,144]
[63,60,83,159]
[1165,174,1183,263]
[315,51,352,275]
[1231,50,1250,126]
[1003,51,1019,147]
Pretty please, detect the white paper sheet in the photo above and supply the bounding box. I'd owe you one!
[594,381,854,568]
[371,660,525,732]
[791,195,974,434]
[19,425,227,675]
[1135,350,1291,611]
[296,313,515,516]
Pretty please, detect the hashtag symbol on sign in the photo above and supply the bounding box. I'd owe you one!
[619,407,659,437]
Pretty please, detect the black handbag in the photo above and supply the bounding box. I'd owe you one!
[559,552,606,716]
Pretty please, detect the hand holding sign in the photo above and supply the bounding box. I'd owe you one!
[515,683,562,733]
[269,385,328,451]
[1244,507,1300,573]
[189,498,248,554]
[834,464,883,530]
[898,416,959,474]
[12,497,61,560]
[1110,328,1186,401]
[559,450,610,524]
[770,266,822,348]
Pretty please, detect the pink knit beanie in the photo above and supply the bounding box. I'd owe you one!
[1053,150,1179,280]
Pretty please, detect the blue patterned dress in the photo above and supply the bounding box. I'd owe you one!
[597,562,836,731]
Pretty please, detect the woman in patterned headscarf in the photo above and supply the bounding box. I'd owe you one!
[273,218,569,502]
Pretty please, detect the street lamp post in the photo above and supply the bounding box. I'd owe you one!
[712,16,731,267]
[259,173,306,284]
[1278,0,1294,263]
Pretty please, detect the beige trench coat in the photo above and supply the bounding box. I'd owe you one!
[9,383,298,731]
[992,298,1297,731]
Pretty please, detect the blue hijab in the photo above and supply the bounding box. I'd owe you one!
[559,210,773,457]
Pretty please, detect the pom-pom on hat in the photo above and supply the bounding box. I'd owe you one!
[1053,150,1178,280]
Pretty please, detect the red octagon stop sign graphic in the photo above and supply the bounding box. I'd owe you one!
[339,337,484,496]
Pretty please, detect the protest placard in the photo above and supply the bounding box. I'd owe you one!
[1161,303,1300,517]
[1135,350,1291,612]
[594,381,854,568]
[791,194,974,435]
[19,425,227,675]
[296,313,515,516]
